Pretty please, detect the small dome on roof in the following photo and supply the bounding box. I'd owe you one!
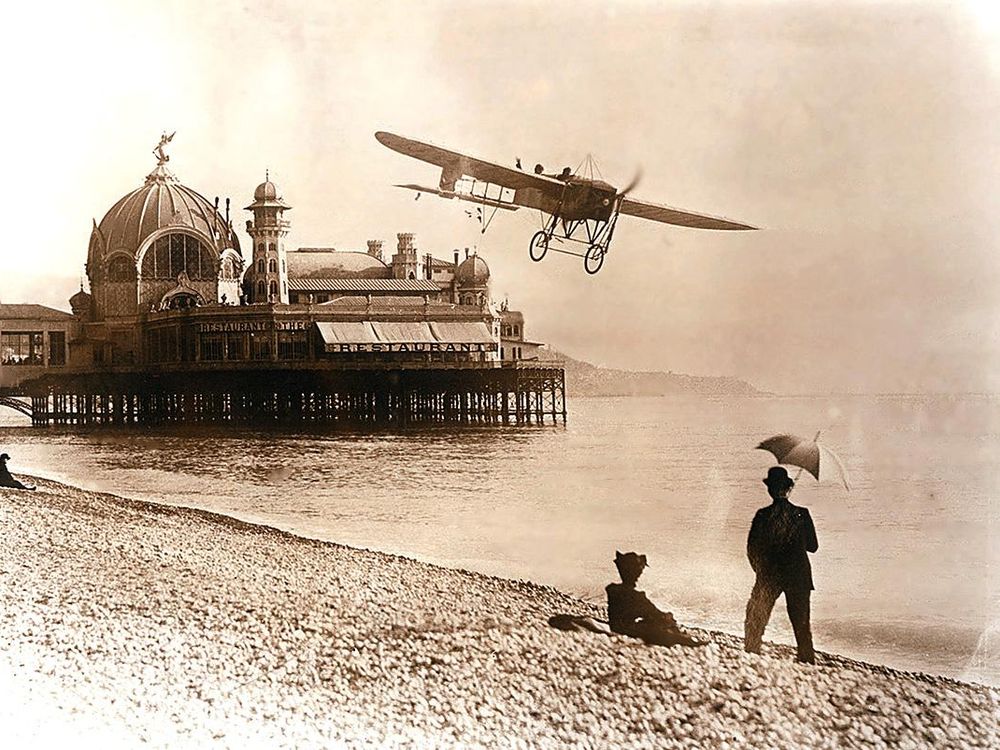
[254,180,280,201]
[69,287,92,317]
[455,254,490,286]
[246,172,291,211]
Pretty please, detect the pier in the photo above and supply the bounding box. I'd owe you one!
[20,362,566,427]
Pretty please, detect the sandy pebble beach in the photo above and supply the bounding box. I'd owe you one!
[0,477,996,749]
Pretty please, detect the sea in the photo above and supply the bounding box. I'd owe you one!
[1,394,997,687]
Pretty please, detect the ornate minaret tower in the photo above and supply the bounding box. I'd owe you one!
[244,172,291,304]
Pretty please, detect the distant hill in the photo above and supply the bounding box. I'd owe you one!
[536,348,764,397]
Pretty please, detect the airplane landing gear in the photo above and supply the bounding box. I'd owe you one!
[584,244,606,275]
[526,202,618,274]
[529,230,549,262]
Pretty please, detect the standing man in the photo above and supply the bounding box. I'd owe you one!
[744,466,818,663]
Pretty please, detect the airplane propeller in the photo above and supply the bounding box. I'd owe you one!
[617,168,643,199]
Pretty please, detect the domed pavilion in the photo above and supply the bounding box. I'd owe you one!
[86,150,243,320]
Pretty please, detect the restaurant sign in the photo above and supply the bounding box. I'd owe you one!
[196,320,309,333]
[327,342,497,353]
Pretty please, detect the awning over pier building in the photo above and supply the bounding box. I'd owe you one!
[312,322,380,345]
[315,321,495,353]
[428,322,494,344]
[371,321,439,343]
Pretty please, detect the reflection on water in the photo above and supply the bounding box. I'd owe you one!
[1,394,998,685]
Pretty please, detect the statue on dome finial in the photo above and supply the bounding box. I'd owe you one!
[154,131,176,165]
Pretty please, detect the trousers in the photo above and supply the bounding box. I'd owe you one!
[743,580,815,663]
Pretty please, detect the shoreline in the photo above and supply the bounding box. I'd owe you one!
[14,474,992,693]
[2,476,997,748]
[12,459,990,689]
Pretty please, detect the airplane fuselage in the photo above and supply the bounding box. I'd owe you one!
[515,177,618,222]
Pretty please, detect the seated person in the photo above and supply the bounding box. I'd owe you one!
[0,453,35,490]
[606,551,704,647]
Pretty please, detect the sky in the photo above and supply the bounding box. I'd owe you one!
[1,0,999,395]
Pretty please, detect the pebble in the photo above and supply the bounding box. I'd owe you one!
[0,478,997,749]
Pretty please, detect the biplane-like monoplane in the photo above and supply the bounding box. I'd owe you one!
[375,131,757,274]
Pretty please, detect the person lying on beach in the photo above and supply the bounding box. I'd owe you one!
[0,453,35,490]
[548,553,705,647]
[606,551,705,647]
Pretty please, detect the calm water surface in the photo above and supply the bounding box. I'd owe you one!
[2,395,997,685]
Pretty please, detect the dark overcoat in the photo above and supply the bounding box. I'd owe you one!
[747,499,819,591]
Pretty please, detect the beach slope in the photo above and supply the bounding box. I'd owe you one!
[0,479,996,748]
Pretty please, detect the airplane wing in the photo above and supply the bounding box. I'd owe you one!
[619,197,758,231]
[376,131,565,193]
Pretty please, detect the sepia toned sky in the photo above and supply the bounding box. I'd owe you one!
[1,0,998,394]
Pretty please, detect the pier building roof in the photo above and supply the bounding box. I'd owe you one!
[317,295,476,313]
[288,278,440,293]
[288,249,389,279]
[0,304,74,321]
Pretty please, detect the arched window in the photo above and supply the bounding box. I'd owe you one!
[166,292,199,310]
[107,256,136,282]
[282,259,286,272]
[257,259,265,274]
[269,259,277,273]
[282,280,287,295]
[257,280,266,297]
[142,234,215,280]
[269,280,278,298]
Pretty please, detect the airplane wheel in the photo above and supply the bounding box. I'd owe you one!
[584,245,605,274]
[529,231,549,262]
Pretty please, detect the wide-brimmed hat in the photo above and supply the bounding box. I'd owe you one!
[614,550,648,579]
[763,465,794,488]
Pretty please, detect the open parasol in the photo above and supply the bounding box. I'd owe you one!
[756,432,850,490]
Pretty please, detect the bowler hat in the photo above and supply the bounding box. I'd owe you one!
[0,453,8,461]
[763,466,794,488]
